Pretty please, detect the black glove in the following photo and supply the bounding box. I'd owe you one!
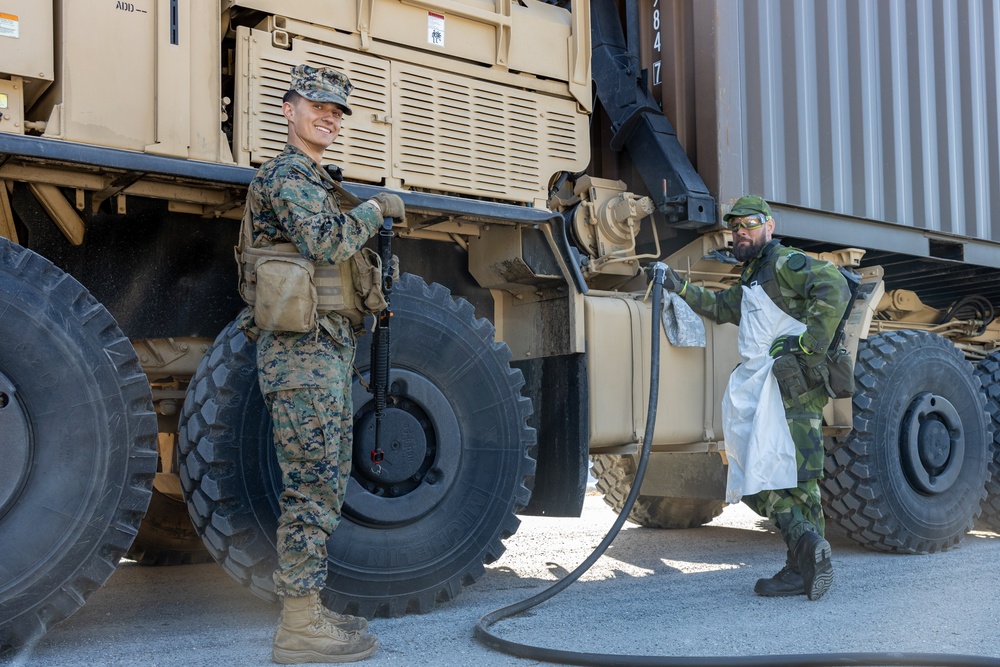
[663,265,686,294]
[770,334,808,357]
[370,193,405,221]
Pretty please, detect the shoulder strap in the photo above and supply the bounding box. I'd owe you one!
[744,241,789,314]
[234,201,255,304]
[238,199,254,253]
[330,180,364,208]
[322,164,364,208]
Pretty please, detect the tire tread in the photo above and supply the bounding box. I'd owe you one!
[0,239,157,651]
[822,330,988,553]
[178,273,535,617]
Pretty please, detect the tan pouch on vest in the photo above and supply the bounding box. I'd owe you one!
[253,254,318,333]
[235,193,397,332]
[353,248,386,313]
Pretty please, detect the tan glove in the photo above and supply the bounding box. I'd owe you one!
[370,193,405,221]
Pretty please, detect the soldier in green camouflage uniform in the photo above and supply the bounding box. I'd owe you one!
[664,195,849,601]
[237,64,404,663]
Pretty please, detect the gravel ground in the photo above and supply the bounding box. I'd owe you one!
[4,494,1000,667]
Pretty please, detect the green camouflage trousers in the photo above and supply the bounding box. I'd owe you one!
[267,386,353,597]
[743,383,828,563]
[744,480,825,564]
[781,383,828,481]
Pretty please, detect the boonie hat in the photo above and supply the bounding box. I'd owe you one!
[289,64,353,116]
[723,195,772,222]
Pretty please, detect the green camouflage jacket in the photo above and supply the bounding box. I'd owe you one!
[681,239,850,365]
[237,144,382,393]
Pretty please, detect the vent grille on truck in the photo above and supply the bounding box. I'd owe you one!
[239,27,587,205]
[394,64,544,200]
[240,29,392,186]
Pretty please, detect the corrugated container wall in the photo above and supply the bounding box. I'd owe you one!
[616,0,1000,267]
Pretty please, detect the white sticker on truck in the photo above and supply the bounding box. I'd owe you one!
[0,13,18,39]
[427,12,444,48]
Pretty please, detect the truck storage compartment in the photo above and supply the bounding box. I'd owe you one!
[25,0,223,162]
[0,1,54,135]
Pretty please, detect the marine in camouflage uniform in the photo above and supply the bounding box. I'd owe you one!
[664,195,850,601]
[236,64,404,663]
[247,145,381,598]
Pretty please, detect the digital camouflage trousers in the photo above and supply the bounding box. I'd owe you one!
[266,385,353,598]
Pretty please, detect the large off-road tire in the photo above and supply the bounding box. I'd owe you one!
[973,352,1000,532]
[591,455,725,528]
[179,274,535,617]
[823,331,990,552]
[126,487,213,565]
[0,238,157,651]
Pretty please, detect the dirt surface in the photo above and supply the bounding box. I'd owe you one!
[5,494,1000,666]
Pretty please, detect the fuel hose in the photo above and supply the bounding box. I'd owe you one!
[473,262,1000,667]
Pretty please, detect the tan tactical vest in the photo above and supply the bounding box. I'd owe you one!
[235,202,390,332]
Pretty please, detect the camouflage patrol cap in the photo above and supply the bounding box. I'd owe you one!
[289,64,353,116]
[723,195,772,222]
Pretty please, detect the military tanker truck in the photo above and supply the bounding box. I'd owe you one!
[2,0,1000,650]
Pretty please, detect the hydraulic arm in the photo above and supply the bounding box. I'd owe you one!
[589,0,715,230]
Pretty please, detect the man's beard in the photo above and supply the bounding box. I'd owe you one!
[733,235,768,263]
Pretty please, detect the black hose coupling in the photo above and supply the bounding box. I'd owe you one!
[648,261,668,287]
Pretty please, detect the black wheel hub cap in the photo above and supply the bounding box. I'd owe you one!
[0,370,31,519]
[354,407,429,486]
[900,391,965,494]
[347,368,460,526]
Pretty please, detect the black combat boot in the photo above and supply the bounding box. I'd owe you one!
[754,565,805,597]
[794,531,834,600]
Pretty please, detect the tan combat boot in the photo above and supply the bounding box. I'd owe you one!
[317,602,369,634]
[272,594,378,664]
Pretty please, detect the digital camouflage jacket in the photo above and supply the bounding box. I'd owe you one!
[238,144,382,394]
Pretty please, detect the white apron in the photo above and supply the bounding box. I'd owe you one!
[720,284,806,504]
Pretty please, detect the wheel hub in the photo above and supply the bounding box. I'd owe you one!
[353,407,429,486]
[346,368,461,526]
[0,370,31,519]
[900,392,965,494]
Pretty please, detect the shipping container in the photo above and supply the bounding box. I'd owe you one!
[593,0,1000,307]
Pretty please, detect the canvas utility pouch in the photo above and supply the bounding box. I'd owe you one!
[824,346,855,399]
[240,240,358,331]
[352,247,399,314]
[772,354,809,401]
[253,254,318,333]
